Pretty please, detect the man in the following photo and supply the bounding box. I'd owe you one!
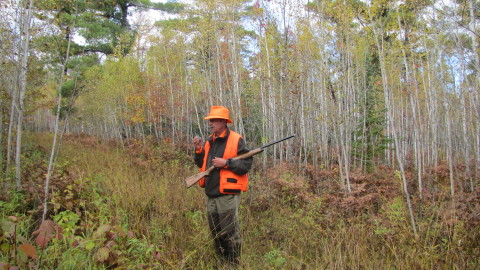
[193,106,253,266]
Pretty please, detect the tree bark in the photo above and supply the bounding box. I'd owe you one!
[370,14,417,236]
[14,0,34,189]
[42,0,76,221]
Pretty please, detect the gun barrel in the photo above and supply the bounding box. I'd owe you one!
[260,134,295,149]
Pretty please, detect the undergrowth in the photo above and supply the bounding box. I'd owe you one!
[0,133,479,269]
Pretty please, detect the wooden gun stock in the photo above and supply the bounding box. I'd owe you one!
[183,148,263,188]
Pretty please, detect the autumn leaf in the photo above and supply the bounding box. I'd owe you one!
[95,247,110,263]
[18,243,37,259]
[155,252,163,262]
[32,220,57,249]
[93,224,111,240]
[0,262,10,270]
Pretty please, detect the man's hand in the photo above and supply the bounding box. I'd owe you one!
[193,136,202,151]
[212,157,227,168]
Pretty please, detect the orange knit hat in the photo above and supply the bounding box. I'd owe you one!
[204,106,233,123]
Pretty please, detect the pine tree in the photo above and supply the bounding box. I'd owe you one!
[353,50,391,172]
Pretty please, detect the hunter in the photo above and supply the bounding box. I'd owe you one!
[193,106,253,266]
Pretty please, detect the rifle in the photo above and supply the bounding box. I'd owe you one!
[184,134,295,188]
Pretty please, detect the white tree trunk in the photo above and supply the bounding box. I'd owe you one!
[42,2,76,221]
[370,16,417,235]
[14,0,34,189]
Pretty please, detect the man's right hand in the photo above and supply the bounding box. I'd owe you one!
[193,136,202,151]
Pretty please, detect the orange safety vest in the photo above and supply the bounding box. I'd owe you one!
[198,131,249,194]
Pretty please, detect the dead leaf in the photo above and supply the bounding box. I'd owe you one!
[155,252,163,261]
[66,201,73,210]
[32,220,56,249]
[95,247,110,263]
[18,243,37,259]
[0,262,10,270]
[93,225,111,240]
[56,226,63,240]
[7,216,17,222]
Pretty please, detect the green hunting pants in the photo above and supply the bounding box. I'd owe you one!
[206,194,242,264]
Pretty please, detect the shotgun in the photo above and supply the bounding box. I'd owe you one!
[184,134,295,188]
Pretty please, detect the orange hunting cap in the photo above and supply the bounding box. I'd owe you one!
[204,106,233,123]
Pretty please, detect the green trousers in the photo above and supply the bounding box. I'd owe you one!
[206,194,242,264]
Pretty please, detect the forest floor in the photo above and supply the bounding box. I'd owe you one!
[1,133,479,269]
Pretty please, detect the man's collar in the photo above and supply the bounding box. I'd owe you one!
[211,128,228,142]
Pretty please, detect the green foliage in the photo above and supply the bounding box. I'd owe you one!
[51,96,77,120]
[0,192,26,216]
[155,18,183,29]
[54,210,80,236]
[66,54,100,73]
[53,247,93,269]
[185,210,204,227]
[125,237,154,262]
[31,0,186,126]
[352,47,392,172]
[153,1,185,13]
[385,196,407,225]
[264,249,287,268]
[78,55,145,125]
[60,79,76,98]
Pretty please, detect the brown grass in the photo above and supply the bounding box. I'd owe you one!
[10,133,480,269]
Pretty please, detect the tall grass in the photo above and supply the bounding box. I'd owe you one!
[10,133,480,269]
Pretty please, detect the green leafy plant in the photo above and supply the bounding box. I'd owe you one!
[0,192,26,216]
[54,210,80,236]
[385,196,407,226]
[264,249,287,268]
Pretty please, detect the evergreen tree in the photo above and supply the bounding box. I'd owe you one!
[352,50,392,172]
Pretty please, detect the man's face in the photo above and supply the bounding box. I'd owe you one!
[209,119,227,135]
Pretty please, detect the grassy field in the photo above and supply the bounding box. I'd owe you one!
[1,133,479,269]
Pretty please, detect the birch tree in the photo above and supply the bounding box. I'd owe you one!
[14,0,34,189]
[18,0,480,203]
